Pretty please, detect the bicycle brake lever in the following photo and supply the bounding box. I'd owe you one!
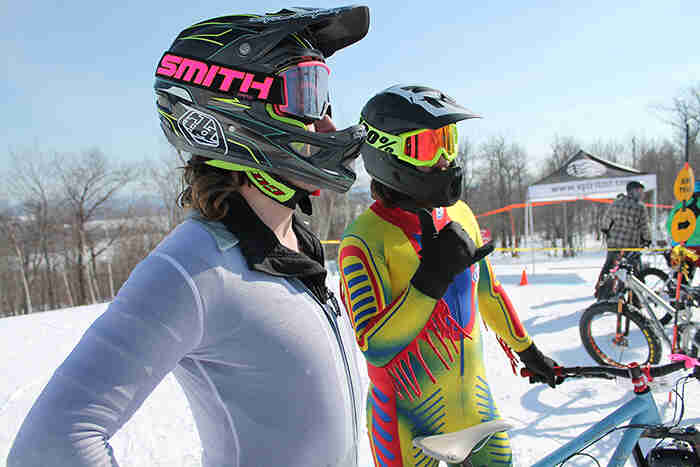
[670,353,700,369]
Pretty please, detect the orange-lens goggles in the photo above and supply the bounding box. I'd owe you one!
[403,125,457,164]
[362,121,458,167]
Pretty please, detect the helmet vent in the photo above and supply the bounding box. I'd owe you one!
[401,85,432,93]
[424,96,444,108]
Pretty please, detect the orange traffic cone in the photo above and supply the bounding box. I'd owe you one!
[519,269,529,286]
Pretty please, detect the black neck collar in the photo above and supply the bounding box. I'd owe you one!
[218,193,327,284]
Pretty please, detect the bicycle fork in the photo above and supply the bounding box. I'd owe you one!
[613,297,631,347]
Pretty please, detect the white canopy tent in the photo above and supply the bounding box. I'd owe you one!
[525,150,658,261]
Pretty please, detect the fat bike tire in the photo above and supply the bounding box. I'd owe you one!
[579,301,662,368]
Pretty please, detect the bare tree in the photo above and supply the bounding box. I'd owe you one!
[143,148,187,232]
[548,135,581,171]
[55,149,135,305]
[303,189,347,260]
[5,148,63,310]
[537,136,582,255]
[478,136,529,251]
[588,139,626,165]
[456,139,479,203]
[653,83,700,163]
[0,215,34,314]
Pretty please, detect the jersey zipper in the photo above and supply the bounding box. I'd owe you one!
[292,279,359,458]
[326,287,359,456]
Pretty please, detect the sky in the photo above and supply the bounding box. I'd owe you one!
[2,1,700,173]
[2,250,699,466]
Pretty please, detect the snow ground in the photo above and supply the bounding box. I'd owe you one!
[1,250,698,466]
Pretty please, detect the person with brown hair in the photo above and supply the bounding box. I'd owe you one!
[8,6,370,467]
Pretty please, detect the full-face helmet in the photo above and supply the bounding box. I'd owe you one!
[360,85,480,208]
[154,6,370,204]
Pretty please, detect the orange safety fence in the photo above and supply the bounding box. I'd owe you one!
[475,197,674,218]
[320,198,675,244]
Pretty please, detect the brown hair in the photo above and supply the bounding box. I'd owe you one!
[178,156,246,220]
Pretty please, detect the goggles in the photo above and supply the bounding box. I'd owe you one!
[362,120,458,167]
[275,61,331,122]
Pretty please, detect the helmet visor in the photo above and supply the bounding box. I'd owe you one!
[363,121,459,167]
[277,61,331,121]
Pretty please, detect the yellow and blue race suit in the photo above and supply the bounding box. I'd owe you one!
[338,200,532,467]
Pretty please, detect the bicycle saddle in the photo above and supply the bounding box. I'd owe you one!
[412,419,516,463]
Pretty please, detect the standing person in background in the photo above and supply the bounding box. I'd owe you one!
[338,85,562,467]
[8,6,370,467]
[595,180,651,299]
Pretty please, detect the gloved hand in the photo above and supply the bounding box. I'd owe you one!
[516,343,563,388]
[601,228,610,238]
[411,209,494,299]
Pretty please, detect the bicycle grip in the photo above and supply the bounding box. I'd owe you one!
[520,367,564,379]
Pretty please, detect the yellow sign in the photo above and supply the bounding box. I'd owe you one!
[670,207,697,243]
[673,162,695,202]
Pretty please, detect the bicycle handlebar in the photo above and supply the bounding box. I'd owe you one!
[561,361,687,379]
[520,361,694,382]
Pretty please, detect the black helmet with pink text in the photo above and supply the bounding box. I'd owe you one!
[154,6,369,198]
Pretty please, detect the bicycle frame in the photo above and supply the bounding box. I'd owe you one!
[415,361,699,467]
[532,388,661,467]
[615,269,676,348]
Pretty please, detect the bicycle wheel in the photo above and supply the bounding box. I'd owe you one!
[579,301,662,367]
[640,268,672,321]
[640,268,669,295]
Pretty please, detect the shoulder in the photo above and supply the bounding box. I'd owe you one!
[446,200,481,239]
[446,200,477,221]
[342,205,405,244]
[161,212,239,252]
[339,204,414,265]
[150,216,246,277]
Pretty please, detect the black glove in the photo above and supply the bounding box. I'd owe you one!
[411,209,494,299]
[601,228,609,238]
[517,343,563,388]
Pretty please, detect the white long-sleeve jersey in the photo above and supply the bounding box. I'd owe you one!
[8,214,363,467]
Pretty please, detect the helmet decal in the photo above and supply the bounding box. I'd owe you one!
[248,6,351,24]
[156,53,285,103]
[385,85,472,118]
[178,107,228,153]
[246,170,295,201]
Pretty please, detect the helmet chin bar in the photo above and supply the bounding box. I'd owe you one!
[362,144,463,209]
[200,158,313,214]
[244,169,314,215]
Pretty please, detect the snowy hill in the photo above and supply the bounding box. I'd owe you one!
[1,251,698,466]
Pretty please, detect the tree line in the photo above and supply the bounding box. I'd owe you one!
[1,83,698,317]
